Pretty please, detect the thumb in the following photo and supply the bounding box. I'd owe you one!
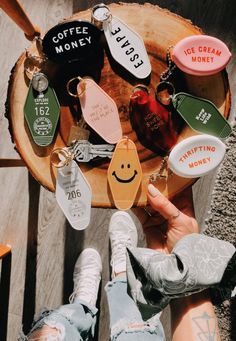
[147,184,180,220]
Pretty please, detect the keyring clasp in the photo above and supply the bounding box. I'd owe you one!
[66,76,86,98]
[156,81,175,106]
[50,148,74,168]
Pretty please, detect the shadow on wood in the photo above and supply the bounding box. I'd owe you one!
[22,172,40,334]
[63,221,85,303]
[0,251,12,341]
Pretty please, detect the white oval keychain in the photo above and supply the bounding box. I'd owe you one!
[168,134,226,178]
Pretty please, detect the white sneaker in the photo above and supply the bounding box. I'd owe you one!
[109,211,138,278]
[69,248,102,307]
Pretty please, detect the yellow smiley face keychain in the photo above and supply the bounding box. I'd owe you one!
[107,138,142,210]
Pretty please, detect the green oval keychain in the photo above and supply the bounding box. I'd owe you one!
[156,82,232,139]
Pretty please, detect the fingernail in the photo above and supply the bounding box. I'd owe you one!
[148,184,161,197]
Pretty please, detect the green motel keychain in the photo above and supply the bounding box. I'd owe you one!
[24,50,60,147]
[156,81,232,139]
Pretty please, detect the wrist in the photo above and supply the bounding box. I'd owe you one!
[170,290,221,341]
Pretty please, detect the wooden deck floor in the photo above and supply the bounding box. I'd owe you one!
[0,1,236,340]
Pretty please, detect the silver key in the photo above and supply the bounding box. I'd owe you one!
[71,140,114,162]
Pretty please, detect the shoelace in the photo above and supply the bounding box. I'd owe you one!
[69,263,100,304]
[111,235,132,265]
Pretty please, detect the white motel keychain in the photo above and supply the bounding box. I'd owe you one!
[53,156,92,230]
[91,3,151,79]
[168,134,226,178]
[67,76,122,144]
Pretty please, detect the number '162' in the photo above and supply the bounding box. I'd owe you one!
[35,106,49,116]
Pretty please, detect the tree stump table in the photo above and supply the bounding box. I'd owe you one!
[6,3,230,207]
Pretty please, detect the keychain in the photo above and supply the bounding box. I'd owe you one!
[168,134,226,178]
[156,81,232,139]
[67,76,122,144]
[161,35,231,78]
[129,84,180,155]
[91,3,151,79]
[50,140,114,166]
[107,137,142,210]
[53,157,92,230]
[42,20,102,64]
[24,45,60,147]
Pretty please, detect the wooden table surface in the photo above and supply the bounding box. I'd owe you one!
[0,1,236,340]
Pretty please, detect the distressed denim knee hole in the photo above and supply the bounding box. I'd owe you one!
[26,323,65,341]
[111,318,159,340]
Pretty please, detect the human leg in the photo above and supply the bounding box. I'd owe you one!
[106,211,165,341]
[19,248,102,341]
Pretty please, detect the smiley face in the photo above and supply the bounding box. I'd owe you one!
[108,138,143,210]
[112,163,138,183]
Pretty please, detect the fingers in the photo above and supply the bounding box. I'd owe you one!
[147,184,180,220]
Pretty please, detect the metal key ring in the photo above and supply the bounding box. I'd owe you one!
[66,76,86,98]
[91,3,113,30]
[50,148,74,168]
[130,84,150,99]
[155,81,175,106]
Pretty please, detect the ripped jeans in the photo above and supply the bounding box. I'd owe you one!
[105,276,165,341]
[19,276,165,341]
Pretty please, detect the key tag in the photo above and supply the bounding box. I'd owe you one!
[91,3,151,79]
[24,52,60,147]
[107,137,142,210]
[42,20,102,64]
[67,76,122,144]
[168,134,226,178]
[51,150,92,230]
[171,35,232,76]
[129,85,179,155]
[156,82,232,139]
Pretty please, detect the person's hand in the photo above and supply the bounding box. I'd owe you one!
[133,184,199,253]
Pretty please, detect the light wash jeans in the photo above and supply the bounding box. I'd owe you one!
[105,275,165,341]
[19,276,165,341]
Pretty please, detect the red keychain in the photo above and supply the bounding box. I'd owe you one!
[129,85,180,155]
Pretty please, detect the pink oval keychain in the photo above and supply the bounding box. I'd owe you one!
[172,35,231,76]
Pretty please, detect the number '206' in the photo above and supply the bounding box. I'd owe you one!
[67,190,81,200]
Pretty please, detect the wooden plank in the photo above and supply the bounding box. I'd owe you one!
[0,159,25,167]
[0,0,73,339]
